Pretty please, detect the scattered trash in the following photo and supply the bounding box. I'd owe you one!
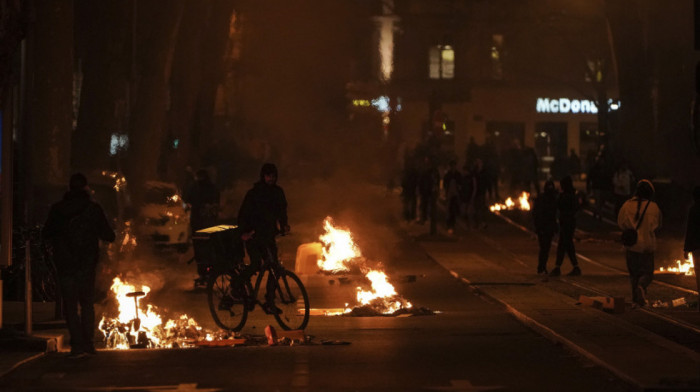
[672,297,687,307]
[264,325,309,346]
[344,305,436,317]
[652,300,669,308]
[576,295,625,314]
[651,298,689,308]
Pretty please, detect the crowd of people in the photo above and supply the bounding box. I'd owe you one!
[398,137,700,312]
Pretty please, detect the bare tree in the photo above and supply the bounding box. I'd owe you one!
[126,0,185,206]
[72,0,131,171]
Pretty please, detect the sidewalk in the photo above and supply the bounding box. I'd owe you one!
[0,301,67,378]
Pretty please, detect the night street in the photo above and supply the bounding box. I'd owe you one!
[3,1,700,391]
[1,180,699,391]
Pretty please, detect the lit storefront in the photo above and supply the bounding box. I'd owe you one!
[466,86,618,177]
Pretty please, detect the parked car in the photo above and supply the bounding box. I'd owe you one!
[137,181,191,252]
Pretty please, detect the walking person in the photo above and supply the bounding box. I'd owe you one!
[682,186,700,311]
[550,175,582,276]
[467,159,488,230]
[617,180,662,308]
[183,168,221,232]
[418,156,439,235]
[443,160,462,235]
[400,153,419,223]
[532,180,559,275]
[587,155,611,220]
[43,173,116,358]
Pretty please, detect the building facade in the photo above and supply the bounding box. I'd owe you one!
[351,0,618,176]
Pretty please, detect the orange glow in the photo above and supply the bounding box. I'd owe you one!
[490,192,530,212]
[317,217,412,314]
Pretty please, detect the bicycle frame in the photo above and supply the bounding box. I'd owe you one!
[240,252,284,311]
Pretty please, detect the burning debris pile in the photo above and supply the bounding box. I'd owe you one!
[99,277,230,349]
[316,217,422,316]
[489,192,531,212]
[657,254,696,276]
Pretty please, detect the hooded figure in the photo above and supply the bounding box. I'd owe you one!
[43,173,115,358]
[236,163,290,314]
[550,175,581,277]
[533,180,558,274]
[617,179,662,307]
[183,169,220,231]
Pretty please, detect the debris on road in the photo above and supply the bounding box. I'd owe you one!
[576,295,625,314]
[344,305,436,317]
[264,325,309,346]
[651,297,689,308]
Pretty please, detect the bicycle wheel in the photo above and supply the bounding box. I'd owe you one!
[207,272,248,331]
[272,270,310,331]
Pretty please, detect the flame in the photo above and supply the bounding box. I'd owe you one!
[658,253,696,276]
[318,217,361,272]
[316,217,412,314]
[355,270,412,314]
[490,192,530,212]
[99,277,208,349]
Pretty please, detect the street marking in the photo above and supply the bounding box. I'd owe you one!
[424,379,503,391]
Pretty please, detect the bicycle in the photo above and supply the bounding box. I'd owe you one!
[206,235,310,332]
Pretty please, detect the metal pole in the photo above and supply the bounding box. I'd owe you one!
[0,87,14,328]
[24,230,32,335]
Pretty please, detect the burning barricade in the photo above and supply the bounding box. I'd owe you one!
[98,277,231,349]
[489,192,531,212]
[310,217,431,316]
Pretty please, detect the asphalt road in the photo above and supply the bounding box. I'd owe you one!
[2,179,694,391]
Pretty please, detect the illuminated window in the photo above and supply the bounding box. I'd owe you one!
[429,45,455,79]
[491,34,503,80]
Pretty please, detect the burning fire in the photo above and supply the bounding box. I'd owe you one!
[489,192,530,212]
[99,277,209,349]
[317,217,412,314]
[356,269,412,314]
[658,254,696,276]
[317,217,361,273]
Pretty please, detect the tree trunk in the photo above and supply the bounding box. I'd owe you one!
[605,0,655,176]
[163,0,206,185]
[72,0,131,172]
[126,0,185,206]
[26,0,73,223]
[193,0,236,170]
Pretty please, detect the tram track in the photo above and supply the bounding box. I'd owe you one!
[484,210,700,343]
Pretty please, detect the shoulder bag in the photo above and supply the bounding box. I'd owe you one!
[620,200,650,247]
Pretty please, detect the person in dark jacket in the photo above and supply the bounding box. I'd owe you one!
[43,173,116,358]
[550,175,582,276]
[467,158,489,229]
[683,186,700,311]
[183,169,220,232]
[533,180,558,275]
[400,153,419,223]
[237,163,290,314]
[443,160,462,234]
[417,156,440,234]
